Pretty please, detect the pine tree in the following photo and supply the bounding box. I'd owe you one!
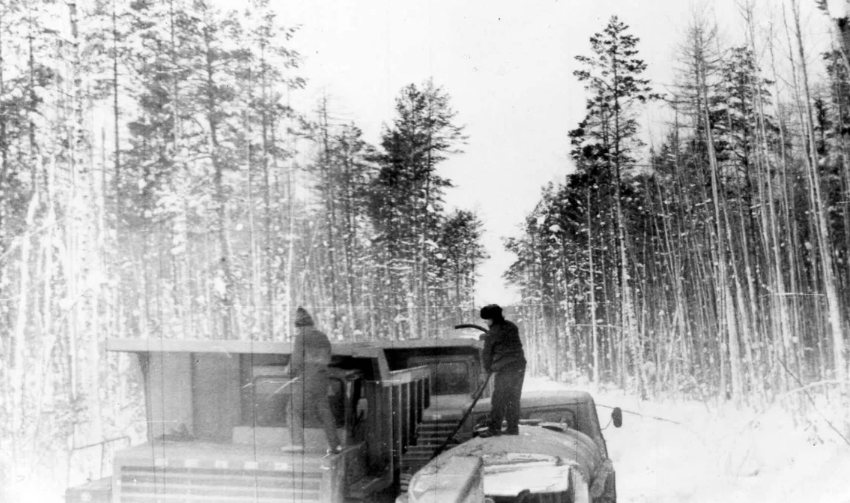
[369,80,466,339]
[572,15,659,395]
[435,210,488,323]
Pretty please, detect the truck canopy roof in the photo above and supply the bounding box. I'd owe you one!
[106,338,376,357]
[366,338,483,350]
[106,337,481,354]
[106,337,483,383]
[106,338,390,379]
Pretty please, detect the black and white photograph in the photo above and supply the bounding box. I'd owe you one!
[2,0,850,501]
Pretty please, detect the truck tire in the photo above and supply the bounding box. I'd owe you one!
[595,472,616,503]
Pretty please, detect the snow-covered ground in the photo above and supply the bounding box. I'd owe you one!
[524,377,850,503]
[6,378,849,503]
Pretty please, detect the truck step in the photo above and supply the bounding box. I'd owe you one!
[416,422,457,429]
[404,448,436,457]
[348,475,390,499]
[418,426,459,431]
[414,434,471,444]
[403,456,434,463]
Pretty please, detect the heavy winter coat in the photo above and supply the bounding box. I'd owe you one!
[290,326,332,376]
[481,319,526,373]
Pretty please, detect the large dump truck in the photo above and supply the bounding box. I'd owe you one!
[65,338,432,503]
[64,335,598,503]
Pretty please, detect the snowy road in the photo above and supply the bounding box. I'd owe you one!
[524,378,850,503]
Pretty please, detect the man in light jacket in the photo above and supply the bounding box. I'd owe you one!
[284,307,342,453]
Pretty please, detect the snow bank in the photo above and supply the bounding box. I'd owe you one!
[524,377,850,503]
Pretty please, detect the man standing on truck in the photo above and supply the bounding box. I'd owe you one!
[479,304,526,437]
[284,306,343,454]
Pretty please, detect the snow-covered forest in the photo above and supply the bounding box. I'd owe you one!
[510,5,850,402]
[1,0,850,501]
[1,0,486,496]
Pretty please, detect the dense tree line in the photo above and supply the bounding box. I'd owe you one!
[0,0,484,495]
[508,6,850,410]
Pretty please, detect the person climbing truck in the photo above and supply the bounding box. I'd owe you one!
[478,304,526,437]
[284,306,342,453]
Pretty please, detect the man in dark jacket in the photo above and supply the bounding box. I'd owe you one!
[479,304,526,436]
[284,307,342,454]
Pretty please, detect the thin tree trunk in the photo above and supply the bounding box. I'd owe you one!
[260,40,274,339]
[319,99,339,333]
[26,5,37,188]
[790,0,847,393]
[68,0,104,469]
[284,141,295,340]
[0,3,7,186]
[0,4,7,407]
[610,54,644,395]
[587,187,600,385]
[832,49,850,304]
[703,80,743,403]
[245,68,259,339]
[748,10,794,400]
[201,13,236,339]
[168,0,193,341]
[112,0,120,201]
[340,140,358,338]
[770,16,806,390]
[11,191,38,477]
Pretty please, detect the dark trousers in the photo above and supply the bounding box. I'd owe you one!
[290,367,340,449]
[488,365,525,433]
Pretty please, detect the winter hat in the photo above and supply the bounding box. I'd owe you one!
[294,307,315,327]
[480,304,503,321]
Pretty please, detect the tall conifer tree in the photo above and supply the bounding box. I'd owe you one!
[571,16,659,394]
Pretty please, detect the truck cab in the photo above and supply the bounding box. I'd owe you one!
[369,338,489,477]
[399,392,622,503]
[371,339,621,496]
[66,338,432,503]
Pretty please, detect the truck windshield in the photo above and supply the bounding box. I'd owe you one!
[431,361,470,395]
[252,375,345,428]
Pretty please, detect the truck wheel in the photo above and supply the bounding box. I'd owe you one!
[595,472,616,503]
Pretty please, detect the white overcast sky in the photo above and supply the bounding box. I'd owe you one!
[234,0,833,306]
